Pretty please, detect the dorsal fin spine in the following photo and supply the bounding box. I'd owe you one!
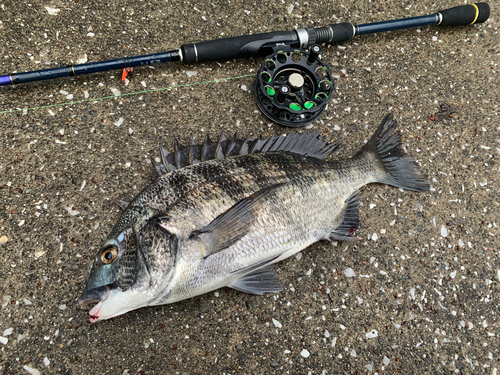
[225,133,237,157]
[174,139,183,170]
[188,135,195,165]
[201,134,210,162]
[239,134,252,155]
[249,134,263,154]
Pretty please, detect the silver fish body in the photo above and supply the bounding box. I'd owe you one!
[79,114,429,322]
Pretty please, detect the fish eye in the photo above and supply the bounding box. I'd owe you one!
[100,247,118,264]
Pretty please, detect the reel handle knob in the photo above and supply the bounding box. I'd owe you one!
[277,85,290,103]
[308,45,322,64]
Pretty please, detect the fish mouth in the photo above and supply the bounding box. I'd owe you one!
[78,285,110,323]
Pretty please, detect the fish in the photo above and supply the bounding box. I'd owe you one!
[78,114,429,322]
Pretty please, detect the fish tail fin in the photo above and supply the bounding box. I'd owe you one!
[362,114,430,191]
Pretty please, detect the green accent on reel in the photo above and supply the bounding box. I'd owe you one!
[304,101,316,109]
[266,86,276,96]
[289,103,301,111]
[314,92,328,101]
[261,71,272,83]
[318,80,332,89]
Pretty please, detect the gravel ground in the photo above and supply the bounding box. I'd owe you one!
[0,0,498,374]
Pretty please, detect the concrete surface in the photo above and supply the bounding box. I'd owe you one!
[0,0,498,374]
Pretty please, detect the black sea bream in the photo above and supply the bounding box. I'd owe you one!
[79,114,429,322]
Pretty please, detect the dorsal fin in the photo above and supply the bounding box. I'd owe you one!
[153,131,340,176]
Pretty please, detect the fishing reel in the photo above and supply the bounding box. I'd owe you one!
[254,44,334,127]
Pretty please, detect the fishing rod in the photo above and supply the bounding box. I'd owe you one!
[0,2,490,126]
[0,2,490,87]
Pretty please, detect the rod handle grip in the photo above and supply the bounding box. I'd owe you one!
[180,31,297,64]
[438,2,490,26]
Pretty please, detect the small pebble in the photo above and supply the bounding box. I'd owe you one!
[441,225,448,238]
[65,206,80,216]
[23,365,40,375]
[113,118,124,127]
[3,328,13,336]
[344,268,355,277]
[110,87,121,96]
[272,318,282,328]
[366,330,378,338]
[76,54,88,64]
[45,6,60,15]
[300,349,310,358]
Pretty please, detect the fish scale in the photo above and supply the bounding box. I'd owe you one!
[79,114,430,322]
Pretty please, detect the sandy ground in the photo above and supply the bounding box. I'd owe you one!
[0,0,499,374]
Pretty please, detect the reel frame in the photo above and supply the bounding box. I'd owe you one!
[254,44,334,127]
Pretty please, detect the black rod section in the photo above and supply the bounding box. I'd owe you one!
[0,3,489,87]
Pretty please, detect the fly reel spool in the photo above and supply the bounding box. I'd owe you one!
[254,44,334,127]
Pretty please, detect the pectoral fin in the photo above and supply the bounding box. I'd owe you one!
[190,183,286,259]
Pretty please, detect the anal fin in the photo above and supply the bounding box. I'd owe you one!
[328,191,361,241]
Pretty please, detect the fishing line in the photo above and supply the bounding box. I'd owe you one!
[0,73,257,115]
